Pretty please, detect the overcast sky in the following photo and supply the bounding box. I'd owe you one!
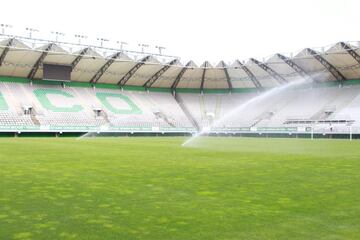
[1,0,359,64]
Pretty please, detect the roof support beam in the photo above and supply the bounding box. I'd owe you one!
[220,61,233,91]
[250,58,287,84]
[0,38,15,67]
[236,60,262,88]
[27,43,55,79]
[171,61,192,90]
[340,42,360,65]
[117,56,151,86]
[90,51,122,84]
[305,48,346,84]
[200,61,209,93]
[143,59,178,89]
[276,53,314,82]
[71,47,90,69]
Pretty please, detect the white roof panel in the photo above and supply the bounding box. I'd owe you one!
[151,65,183,88]
[72,58,107,82]
[177,67,203,88]
[324,43,360,80]
[203,68,228,89]
[97,61,137,84]
[293,49,336,82]
[0,48,41,78]
[246,61,280,88]
[126,63,164,86]
[266,55,302,80]
[228,61,257,88]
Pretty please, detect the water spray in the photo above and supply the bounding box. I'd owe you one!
[182,76,315,147]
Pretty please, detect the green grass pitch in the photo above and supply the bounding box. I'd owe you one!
[1,137,360,239]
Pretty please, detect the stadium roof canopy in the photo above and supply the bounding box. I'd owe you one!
[1,34,360,90]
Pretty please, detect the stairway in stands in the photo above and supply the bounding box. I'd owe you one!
[30,113,40,126]
[155,112,176,127]
[174,93,199,130]
[100,110,111,125]
[310,88,359,120]
[251,111,276,127]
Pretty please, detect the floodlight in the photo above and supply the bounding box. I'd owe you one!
[51,31,65,42]
[1,23,12,34]
[155,46,166,55]
[25,27,39,38]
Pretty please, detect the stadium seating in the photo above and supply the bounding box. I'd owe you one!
[1,80,360,133]
[0,82,194,132]
[179,85,360,133]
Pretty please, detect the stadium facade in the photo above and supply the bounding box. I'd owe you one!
[1,33,360,137]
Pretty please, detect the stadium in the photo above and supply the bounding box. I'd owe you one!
[1,35,360,138]
[1,1,360,239]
